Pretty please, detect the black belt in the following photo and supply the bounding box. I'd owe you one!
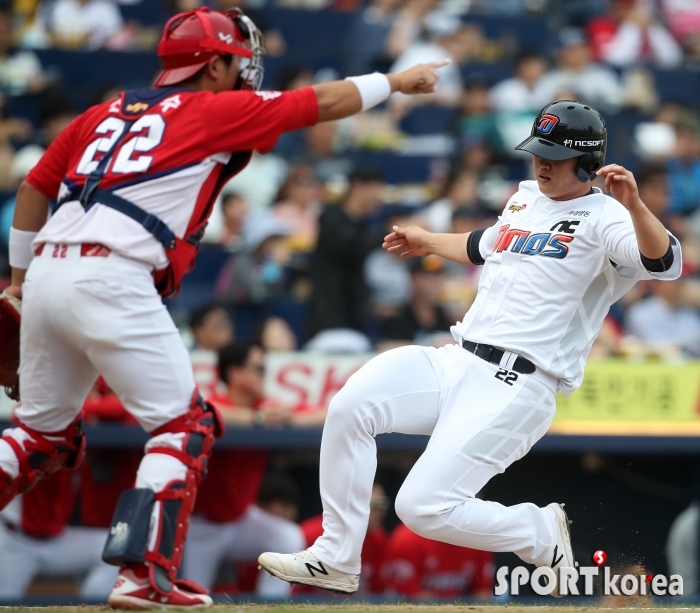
[462,340,536,375]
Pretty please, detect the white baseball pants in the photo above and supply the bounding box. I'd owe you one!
[183,505,305,596]
[309,344,558,574]
[0,522,118,598]
[0,246,198,576]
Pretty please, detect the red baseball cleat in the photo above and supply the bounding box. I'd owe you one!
[108,568,213,609]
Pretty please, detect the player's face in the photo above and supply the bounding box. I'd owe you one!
[532,154,590,201]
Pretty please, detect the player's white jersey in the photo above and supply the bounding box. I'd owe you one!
[452,180,682,394]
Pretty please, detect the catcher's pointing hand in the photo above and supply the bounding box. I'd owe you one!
[390,59,450,96]
[383,225,434,258]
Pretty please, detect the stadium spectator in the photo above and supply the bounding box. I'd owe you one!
[422,167,480,233]
[489,51,549,114]
[220,191,247,250]
[365,204,415,319]
[183,341,324,595]
[456,78,506,156]
[389,25,473,108]
[0,146,44,249]
[256,316,298,352]
[42,0,127,50]
[299,483,389,593]
[188,303,234,400]
[215,212,293,304]
[379,523,494,599]
[380,255,453,345]
[538,27,623,112]
[625,277,700,358]
[343,0,401,76]
[665,112,700,217]
[273,164,322,254]
[306,167,387,341]
[587,0,682,68]
[0,9,47,96]
[636,162,670,220]
[37,93,77,149]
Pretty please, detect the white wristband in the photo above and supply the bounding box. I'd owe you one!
[345,73,392,112]
[9,227,38,270]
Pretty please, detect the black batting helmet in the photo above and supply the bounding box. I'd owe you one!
[515,101,607,183]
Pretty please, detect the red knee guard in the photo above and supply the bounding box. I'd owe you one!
[143,391,224,595]
[0,416,86,511]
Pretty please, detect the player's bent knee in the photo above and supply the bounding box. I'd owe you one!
[394,485,434,535]
[0,416,85,511]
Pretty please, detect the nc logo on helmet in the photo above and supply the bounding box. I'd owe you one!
[537,114,559,135]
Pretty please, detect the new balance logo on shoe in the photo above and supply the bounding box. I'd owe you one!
[305,561,329,577]
[551,545,563,567]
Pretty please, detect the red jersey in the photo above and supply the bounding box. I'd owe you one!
[300,514,387,593]
[25,86,319,291]
[194,393,268,523]
[380,524,494,598]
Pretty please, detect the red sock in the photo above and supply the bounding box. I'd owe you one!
[122,562,149,579]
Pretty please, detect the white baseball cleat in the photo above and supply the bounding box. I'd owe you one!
[258,549,359,593]
[544,502,576,598]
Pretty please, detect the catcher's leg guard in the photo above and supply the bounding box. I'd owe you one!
[103,391,224,598]
[0,417,86,511]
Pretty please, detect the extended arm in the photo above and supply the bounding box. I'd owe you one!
[6,180,50,299]
[313,61,448,123]
[382,224,478,265]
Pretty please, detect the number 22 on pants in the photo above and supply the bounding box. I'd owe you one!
[495,368,518,386]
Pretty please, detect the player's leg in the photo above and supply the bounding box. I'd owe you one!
[181,517,237,590]
[0,255,98,510]
[0,522,42,598]
[73,255,222,607]
[259,344,443,591]
[225,505,305,597]
[393,354,558,566]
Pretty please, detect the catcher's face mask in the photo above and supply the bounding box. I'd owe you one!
[227,8,267,92]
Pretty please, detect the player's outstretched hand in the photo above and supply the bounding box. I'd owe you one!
[383,225,434,258]
[597,164,642,211]
[389,60,450,96]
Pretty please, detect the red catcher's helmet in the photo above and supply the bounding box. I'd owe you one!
[155,7,265,89]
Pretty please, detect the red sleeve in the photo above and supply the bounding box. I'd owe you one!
[25,114,84,199]
[467,549,495,595]
[202,87,319,155]
[380,524,423,597]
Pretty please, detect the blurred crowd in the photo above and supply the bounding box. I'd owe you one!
[0,0,699,358]
[0,0,700,600]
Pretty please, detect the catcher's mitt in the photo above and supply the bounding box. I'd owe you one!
[0,292,21,401]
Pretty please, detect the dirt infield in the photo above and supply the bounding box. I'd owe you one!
[0,606,694,613]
